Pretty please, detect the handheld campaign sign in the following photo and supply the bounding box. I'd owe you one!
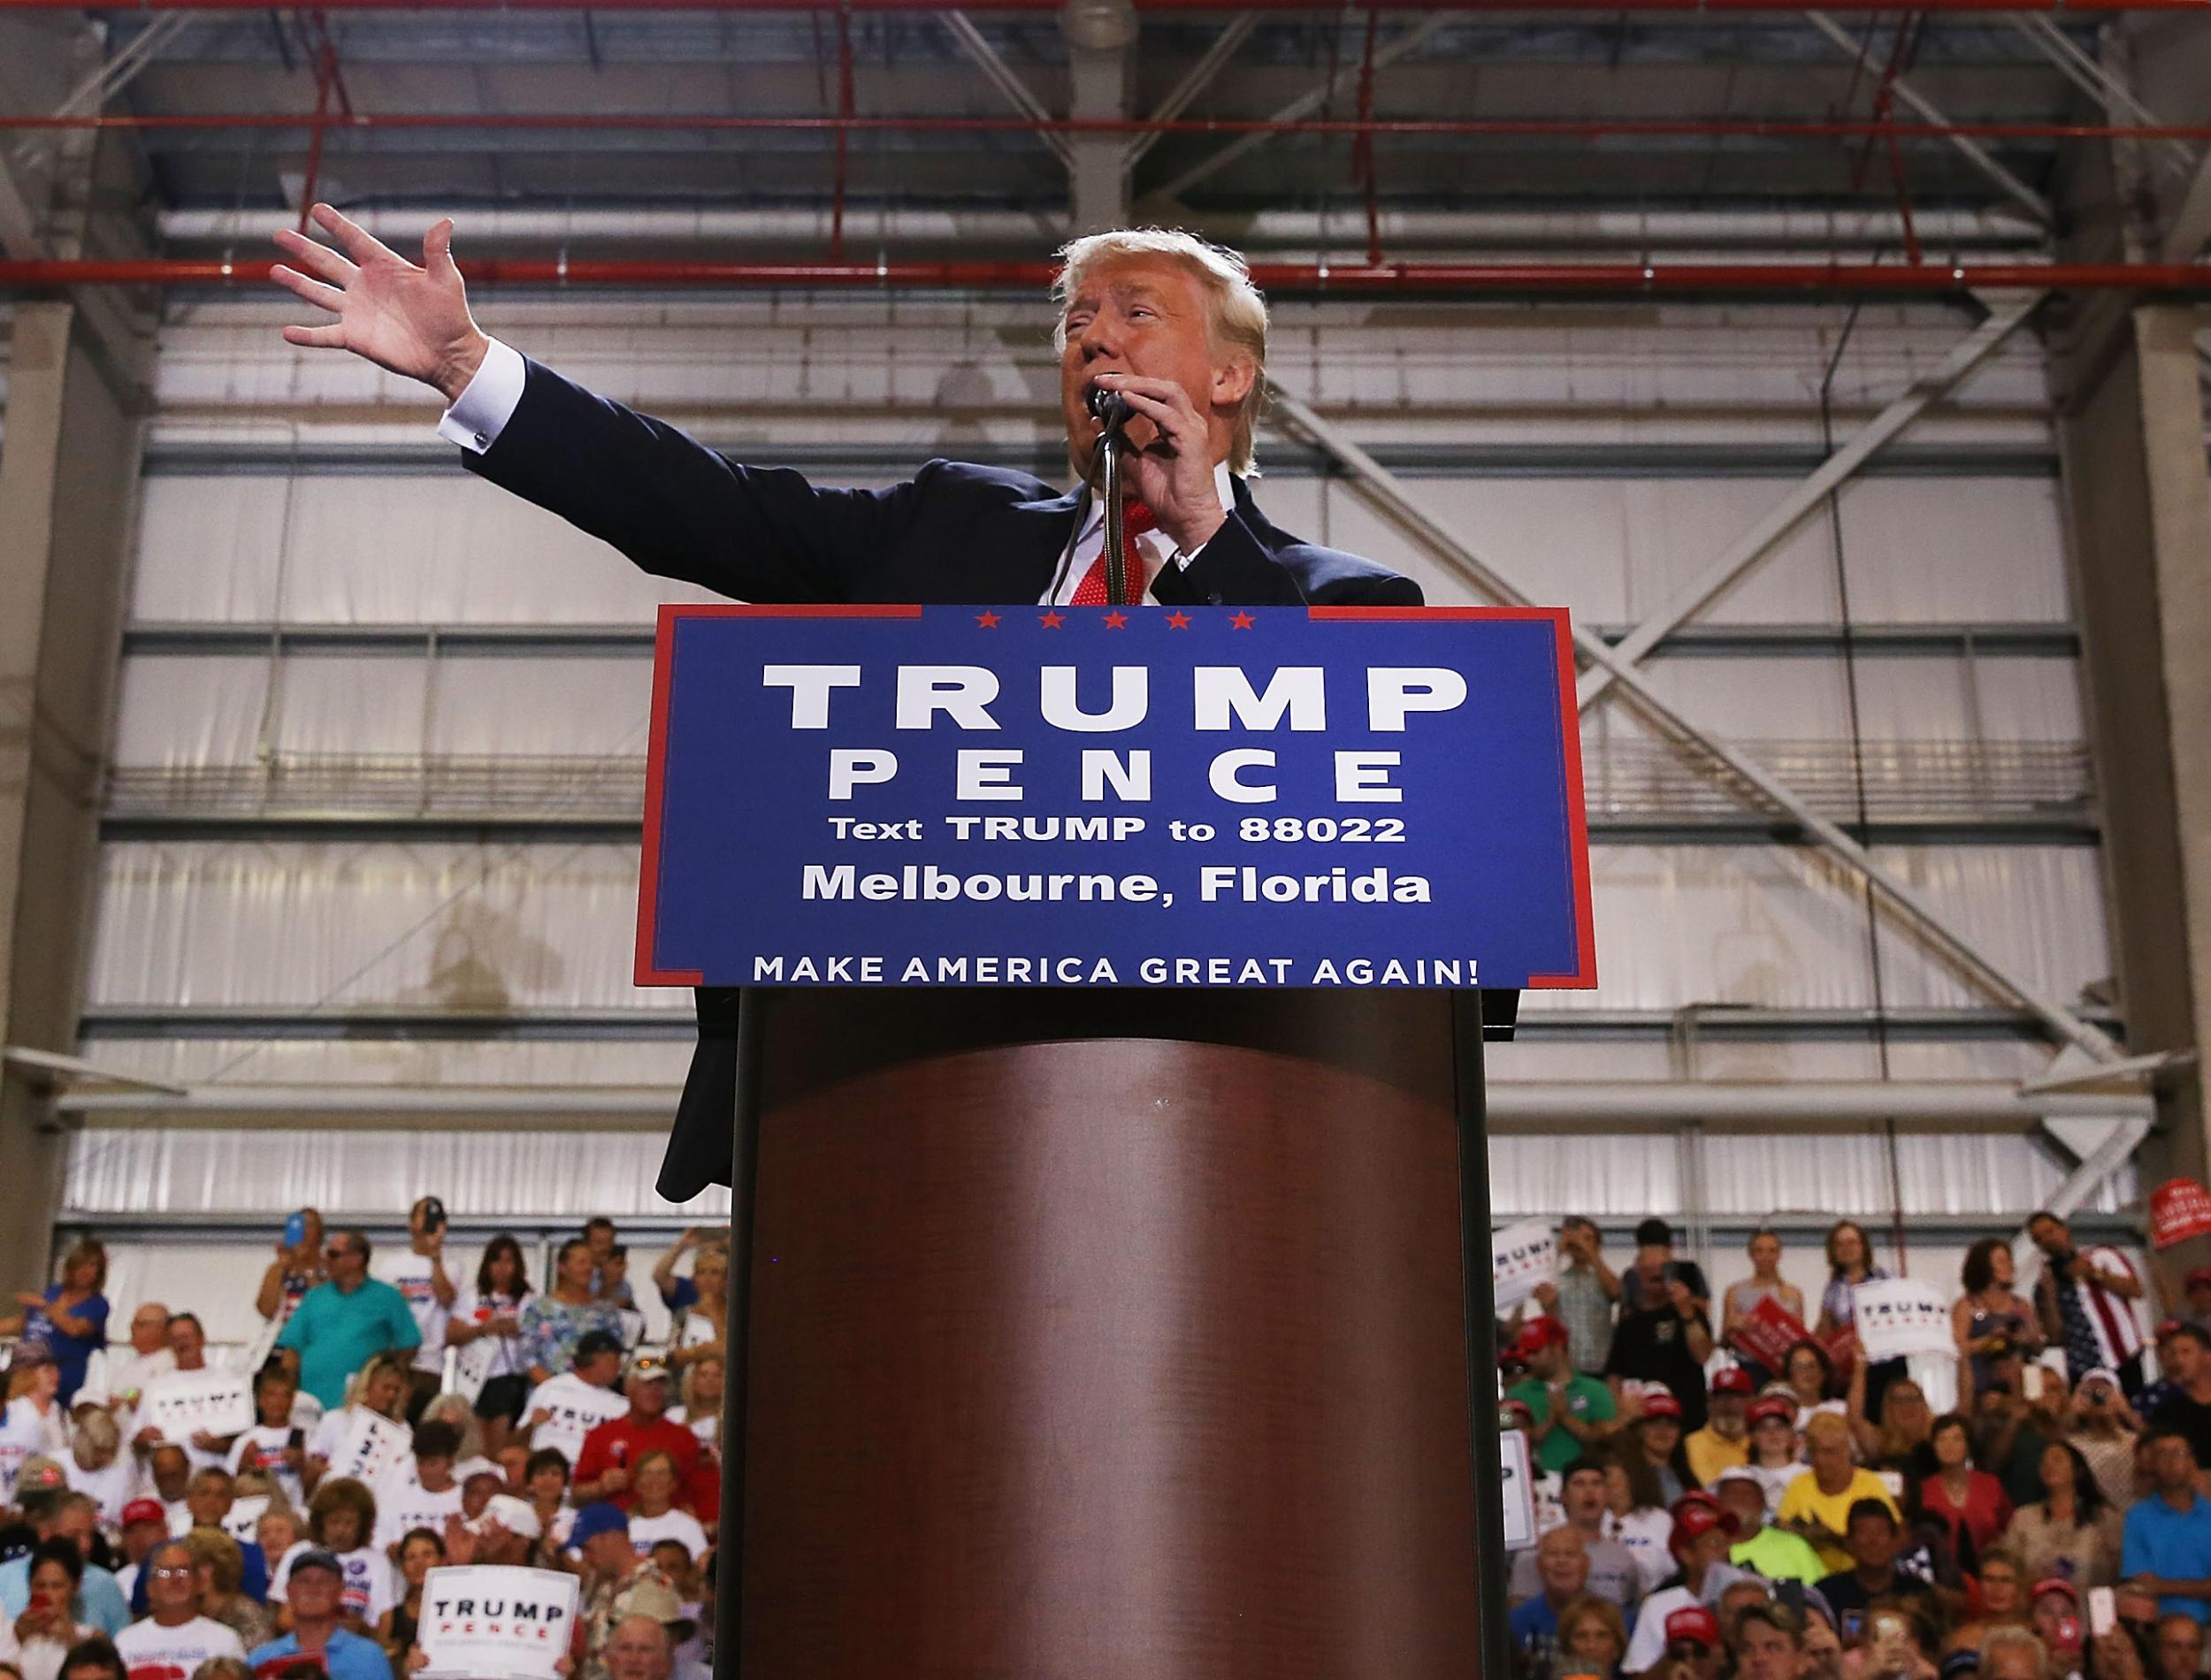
[142,1369,256,1441]
[417,1566,578,1680]
[636,605,1595,989]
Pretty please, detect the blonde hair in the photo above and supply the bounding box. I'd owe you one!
[72,1409,120,1470]
[1051,227,1269,476]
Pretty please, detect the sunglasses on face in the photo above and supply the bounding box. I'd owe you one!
[150,1565,196,1582]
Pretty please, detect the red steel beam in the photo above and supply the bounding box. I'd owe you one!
[6,257,2210,292]
[5,112,2211,141]
[0,0,2200,11]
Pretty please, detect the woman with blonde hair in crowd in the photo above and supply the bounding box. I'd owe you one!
[1723,1230,1807,1386]
[654,1232,727,1370]
[61,1409,130,1528]
[1848,1365,1934,1479]
[0,1241,110,1410]
[670,1354,723,1455]
[303,1354,412,1493]
[0,1348,69,1482]
[181,1529,273,1654]
[1557,1595,1631,1679]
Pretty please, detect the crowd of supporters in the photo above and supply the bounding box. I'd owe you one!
[0,1210,727,1680]
[1503,1212,2211,1680]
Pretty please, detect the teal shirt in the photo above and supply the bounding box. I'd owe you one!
[275,1277,421,1407]
[1507,1373,1618,1474]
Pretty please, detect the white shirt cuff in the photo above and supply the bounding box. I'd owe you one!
[436,336,527,454]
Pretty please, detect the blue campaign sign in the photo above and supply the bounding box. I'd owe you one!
[635,604,1595,990]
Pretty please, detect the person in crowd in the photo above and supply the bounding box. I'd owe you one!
[2123,1429,2211,1627]
[1814,1500,1939,1636]
[522,1448,577,1554]
[61,1413,129,1533]
[1556,1594,1629,1679]
[224,1365,305,1510]
[113,1539,245,1676]
[572,1355,716,1523]
[306,1354,414,1493]
[2146,1325,2211,1470]
[255,1211,329,1331]
[180,1528,272,1652]
[1850,1368,1936,1482]
[371,1424,464,1553]
[0,1542,93,1680]
[1511,1456,1642,1612]
[583,1222,635,1312]
[1779,1414,1901,1576]
[1978,1627,2051,1680]
[1609,1267,1715,1435]
[247,1549,394,1680]
[1511,1526,1590,1676]
[1604,1451,1676,1599]
[277,1233,421,1414]
[652,1234,727,1373]
[1723,1232,1806,1380]
[2064,1368,2143,1512]
[597,1614,685,1680]
[521,1242,626,1386]
[378,1201,457,1425]
[133,1317,230,1475]
[191,1661,253,1680]
[2149,1614,2201,1680]
[81,1305,172,1436]
[1626,1393,1696,1507]
[1956,1241,2047,1403]
[1944,1547,2031,1654]
[0,1493,126,1637]
[412,1394,495,1486]
[2028,1213,2147,1396]
[1622,1496,1748,1674]
[1746,1396,1804,1517]
[0,1245,111,1409]
[621,1452,708,1563]
[109,1501,166,1605]
[1815,1223,1888,1341]
[570,1504,677,1680]
[1511,1317,1620,1476]
[53,1640,124,1680]
[446,1234,532,1458]
[1733,1602,1810,1680]
[1920,1413,2015,1566]
[1973,1367,2064,1513]
[2027,1579,2086,1680]
[598,1251,646,1350]
[1622,1223,1710,1316]
[1686,1370,1755,1489]
[1712,1468,1826,1585]
[669,1356,720,1456]
[2008,1439,2123,1586]
[1531,1218,1622,1384]
[1780,1342,1842,1430]
[524,1331,630,1473]
[145,1448,190,1531]
[304,1479,395,1630]
[2,1350,69,1491]
[255,1503,307,1593]
[373,1527,442,1662]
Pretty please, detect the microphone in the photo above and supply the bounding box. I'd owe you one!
[1086,382,1133,438]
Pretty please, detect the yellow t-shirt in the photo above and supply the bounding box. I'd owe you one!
[1685,1425,1751,1489]
[1776,1468,1901,1574]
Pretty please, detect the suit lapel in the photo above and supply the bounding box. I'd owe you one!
[937,489,1083,605]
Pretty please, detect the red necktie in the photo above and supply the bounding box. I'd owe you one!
[1069,500,1157,606]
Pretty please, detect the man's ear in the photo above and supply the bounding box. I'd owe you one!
[1212,355,1258,412]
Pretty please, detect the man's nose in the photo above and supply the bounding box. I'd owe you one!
[1078,313,1122,360]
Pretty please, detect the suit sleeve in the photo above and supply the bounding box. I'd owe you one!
[460,355,930,603]
[1155,512,1425,607]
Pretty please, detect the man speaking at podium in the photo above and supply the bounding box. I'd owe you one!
[266,204,1423,1194]
[268,203,1419,612]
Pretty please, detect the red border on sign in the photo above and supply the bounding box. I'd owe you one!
[635,604,927,986]
[1308,604,1598,989]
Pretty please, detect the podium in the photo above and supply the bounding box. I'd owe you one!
[631,605,1595,1679]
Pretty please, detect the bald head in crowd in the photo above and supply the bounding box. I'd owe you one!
[602,1615,675,1680]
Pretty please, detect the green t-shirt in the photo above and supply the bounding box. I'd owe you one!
[1731,1524,1831,1585]
[274,1277,421,1408]
[1508,1373,1617,1474]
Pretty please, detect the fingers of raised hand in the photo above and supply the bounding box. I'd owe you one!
[272,225,359,284]
[281,322,349,348]
[311,201,402,267]
[271,264,346,313]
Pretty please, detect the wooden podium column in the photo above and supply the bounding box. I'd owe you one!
[714,988,1493,1679]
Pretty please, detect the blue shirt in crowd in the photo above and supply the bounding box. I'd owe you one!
[275,1277,420,1408]
[249,1628,395,1680]
[2124,1492,2211,1624]
[24,1287,108,1404]
[0,1553,129,1635]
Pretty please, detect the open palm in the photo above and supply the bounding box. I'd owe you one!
[271,202,488,400]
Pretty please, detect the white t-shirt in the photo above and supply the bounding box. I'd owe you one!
[0,1619,92,1680]
[65,1455,139,1528]
[226,1422,307,1508]
[664,1405,719,1450]
[333,1544,397,1623]
[379,1249,453,1375]
[1606,1504,1677,1596]
[627,1508,710,1560]
[522,1373,629,1469]
[1620,1569,1749,1676]
[80,1346,175,1415]
[113,1613,247,1680]
[452,1289,531,1384]
[0,1396,67,1500]
[373,1465,468,1551]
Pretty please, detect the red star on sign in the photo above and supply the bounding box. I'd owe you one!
[1229,612,1256,629]
[1102,611,1129,629]
[975,611,1002,628]
[1038,611,1066,628]
[1165,611,1191,629]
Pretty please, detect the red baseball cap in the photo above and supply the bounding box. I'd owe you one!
[2157,1318,2188,1341]
[1665,1607,1723,1650]
[121,1499,165,1529]
[1637,1389,1684,1421]
[2031,1577,2080,1605]
[2187,1270,2211,1292]
[1518,1316,1572,1355]
[1670,1501,1740,1553]
[1710,1367,1755,1396]
[1747,1394,1796,1426]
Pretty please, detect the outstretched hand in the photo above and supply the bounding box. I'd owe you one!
[271,202,490,401]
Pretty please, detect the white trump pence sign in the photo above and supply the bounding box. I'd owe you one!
[417,1566,578,1680]
[1852,1277,1958,1363]
[1492,1220,1557,1313]
[142,1369,256,1441]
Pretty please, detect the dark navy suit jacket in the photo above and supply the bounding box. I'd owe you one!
[458,354,1425,1198]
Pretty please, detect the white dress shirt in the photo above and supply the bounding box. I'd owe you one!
[436,335,1233,605]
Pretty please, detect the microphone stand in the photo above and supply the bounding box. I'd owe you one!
[1098,417,1130,607]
